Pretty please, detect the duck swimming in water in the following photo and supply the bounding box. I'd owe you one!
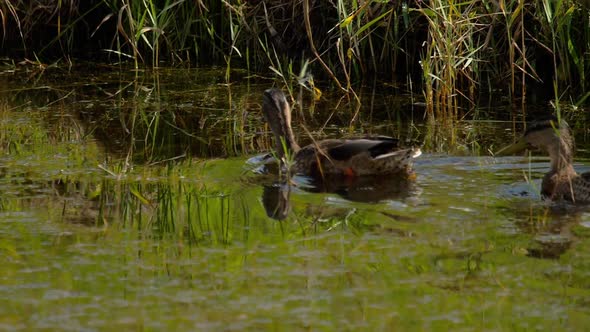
[261,88,421,177]
[496,116,590,203]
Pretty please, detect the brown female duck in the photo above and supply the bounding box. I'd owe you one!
[261,88,421,177]
[496,116,590,203]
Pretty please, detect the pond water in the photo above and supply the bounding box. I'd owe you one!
[0,65,589,330]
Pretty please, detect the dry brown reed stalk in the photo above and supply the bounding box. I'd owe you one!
[1,0,22,43]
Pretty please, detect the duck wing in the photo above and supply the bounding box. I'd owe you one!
[325,137,404,161]
[568,171,590,202]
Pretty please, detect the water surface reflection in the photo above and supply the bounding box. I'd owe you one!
[0,66,589,330]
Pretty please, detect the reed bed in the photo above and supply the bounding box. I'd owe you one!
[1,0,589,116]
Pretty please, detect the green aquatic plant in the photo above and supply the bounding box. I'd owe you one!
[538,0,585,99]
[416,0,484,117]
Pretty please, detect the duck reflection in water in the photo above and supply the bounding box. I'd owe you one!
[262,181,292,221]
[508,204,588,259]
[261,173,420,221]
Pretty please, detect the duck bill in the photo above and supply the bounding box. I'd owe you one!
[495,137,529,156]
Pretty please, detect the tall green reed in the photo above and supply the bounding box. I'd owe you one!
[2,0,590,118]
[416,0,483,118]
[538,0,585,98]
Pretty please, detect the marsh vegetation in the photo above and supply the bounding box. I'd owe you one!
[1,1,590,330]
[2,0,590,114]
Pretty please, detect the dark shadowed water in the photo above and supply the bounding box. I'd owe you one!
[0,65,589,330]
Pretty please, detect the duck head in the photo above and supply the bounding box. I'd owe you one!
[496,117,574,173]
[262,89,300,158]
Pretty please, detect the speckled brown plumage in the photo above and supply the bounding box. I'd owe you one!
[497,116,590,203]
[262,88,421,177]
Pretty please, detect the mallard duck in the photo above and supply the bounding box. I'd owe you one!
[496,116,590,203]
[261,88,421,177]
